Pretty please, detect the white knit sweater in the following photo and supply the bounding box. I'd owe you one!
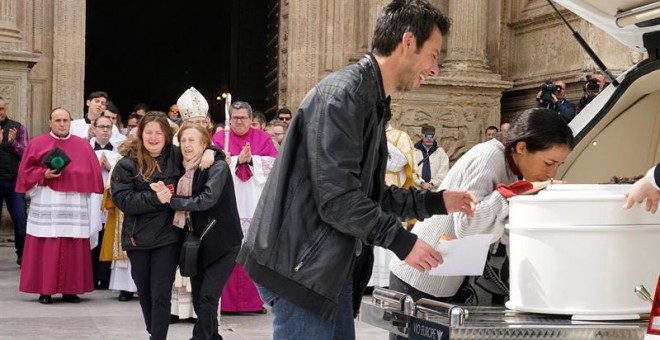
[390,139,518,297]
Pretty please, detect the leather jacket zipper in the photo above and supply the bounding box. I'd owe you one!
[129,218,138,246]
[294,227,332,272]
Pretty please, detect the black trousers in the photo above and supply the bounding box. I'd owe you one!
[91,227,111,287]
[190,246,240,340]
[127,242,181,340]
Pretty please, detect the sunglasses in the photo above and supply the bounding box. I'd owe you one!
[424,134,435,138]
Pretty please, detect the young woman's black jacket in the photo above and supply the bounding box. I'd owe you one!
[169,156,243,268]
[111,145,184,251]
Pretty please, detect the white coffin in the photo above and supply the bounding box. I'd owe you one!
[506,184,660,320]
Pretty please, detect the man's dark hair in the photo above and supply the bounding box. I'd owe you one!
[486,125,499,133]
[127,112,140,121]
[105,100,119,114]
[87,91,108,101]
[133,102,149,112]
[277,107,292,117]
[253,110,267,125]
[372,0,451,57]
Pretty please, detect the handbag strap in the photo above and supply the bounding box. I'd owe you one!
[185,213,193,232]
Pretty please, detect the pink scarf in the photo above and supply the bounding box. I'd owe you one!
[172,152,202,228]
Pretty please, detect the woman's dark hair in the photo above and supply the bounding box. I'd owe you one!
[372,0,451,57]
[505,108,574,156]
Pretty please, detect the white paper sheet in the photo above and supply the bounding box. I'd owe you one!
[428,234,493,276]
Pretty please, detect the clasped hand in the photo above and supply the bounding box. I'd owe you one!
[149,181,172,204]
[238,143,252,164]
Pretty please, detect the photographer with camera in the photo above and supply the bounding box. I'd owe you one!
[536,79,576,123]
[576,73,606,114]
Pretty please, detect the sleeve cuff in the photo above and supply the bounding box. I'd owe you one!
[388,228,418,260]
[424,190,447,215]
[646,166,660,190]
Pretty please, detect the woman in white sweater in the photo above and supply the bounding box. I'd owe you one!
[389,108,574,310]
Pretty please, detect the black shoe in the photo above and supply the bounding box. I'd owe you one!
[62,294,80,303]
[95,281,109,290]
[16,256,21,266]
[38,295,52,304]
[117,291,134,302]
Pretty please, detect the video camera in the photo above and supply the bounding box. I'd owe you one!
[585,75,601,97]
[540,80,562,102]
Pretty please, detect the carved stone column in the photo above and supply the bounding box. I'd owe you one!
[52,0,85,116]
[0,0,21,42]
[0,0,39,131]
[285,0,364,109]
[443,0,494,76]
[285,1,322,110]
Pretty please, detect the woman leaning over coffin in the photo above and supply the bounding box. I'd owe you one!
[150,122,242,340]
[389,108,575,317]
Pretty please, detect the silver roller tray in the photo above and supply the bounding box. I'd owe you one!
[360,288,649,340]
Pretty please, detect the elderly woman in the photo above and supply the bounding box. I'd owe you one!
[111,112,215,340]
[150,122,242,340]
[389,109,574,322]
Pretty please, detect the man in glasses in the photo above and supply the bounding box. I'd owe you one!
[276,107,292,126]
[413,124,449,192]
[211,100,277,314]
[89,115,122,291]
[535,79,576,123]
[167,104,182,126]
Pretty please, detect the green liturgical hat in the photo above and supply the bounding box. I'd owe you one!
[42,147,71,174]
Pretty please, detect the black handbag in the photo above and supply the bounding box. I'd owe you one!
[179,216,216,277]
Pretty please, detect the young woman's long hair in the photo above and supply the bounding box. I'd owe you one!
[119,111,174,181]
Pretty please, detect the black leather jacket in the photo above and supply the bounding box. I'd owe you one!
[169,157,242,269]
[238,54,447,322]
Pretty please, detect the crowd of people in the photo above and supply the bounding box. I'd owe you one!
[2,1,658,340]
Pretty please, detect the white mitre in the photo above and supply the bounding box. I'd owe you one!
[177,87,209,121]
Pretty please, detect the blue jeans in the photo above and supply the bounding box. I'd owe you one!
[257,279,356,340]
[0,180,26,257]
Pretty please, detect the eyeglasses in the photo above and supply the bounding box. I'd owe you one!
[231,116,250,121]
[279,117,291,121]
[95,125,113,130]
[424,134,435,139]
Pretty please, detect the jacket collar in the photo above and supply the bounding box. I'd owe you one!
[415,140,438,153]
[360,53,391,121]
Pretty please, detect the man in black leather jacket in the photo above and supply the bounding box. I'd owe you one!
[237,1,477,338]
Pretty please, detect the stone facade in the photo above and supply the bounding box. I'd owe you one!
[0,0,642,239]
[1,0,641,150]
